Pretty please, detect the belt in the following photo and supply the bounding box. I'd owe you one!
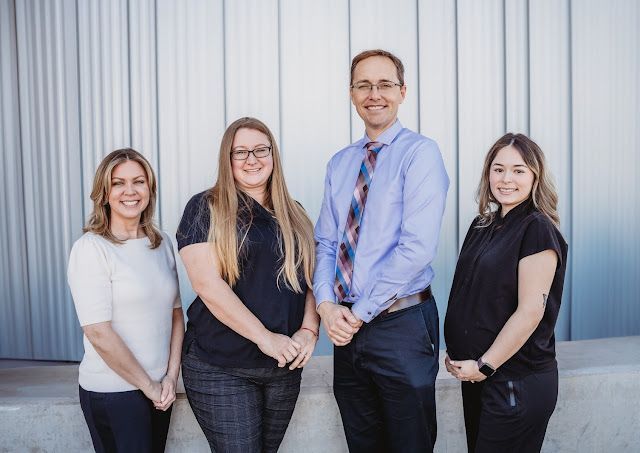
[339,286,432,317]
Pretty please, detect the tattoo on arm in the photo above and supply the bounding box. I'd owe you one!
[542,294,548,308]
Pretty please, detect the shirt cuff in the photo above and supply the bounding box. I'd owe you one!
[351,302,376,323]
[314,285,337,308]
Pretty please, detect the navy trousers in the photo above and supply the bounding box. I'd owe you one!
[333,298,440,453]
[461,367,558,453]
[78,385,171,453]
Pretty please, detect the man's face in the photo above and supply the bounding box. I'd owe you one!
[350,55,406,138]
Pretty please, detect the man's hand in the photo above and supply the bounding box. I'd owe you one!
[317,301,361,346]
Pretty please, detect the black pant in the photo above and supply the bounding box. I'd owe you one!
[78,385,171,453]
[461,368,558,453]
[333,298,440,453]
[181,343,302,453]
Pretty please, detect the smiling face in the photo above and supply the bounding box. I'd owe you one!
[230,128,274,199]
[108,160,150,226]
[350,55,406,140]
[489,145,535,216]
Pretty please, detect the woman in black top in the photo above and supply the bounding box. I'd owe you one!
[444,133,568,453]
[177,117,319,452]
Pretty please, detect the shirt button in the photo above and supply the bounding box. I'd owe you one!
[464,329,468,335]
[350,293,355,297]
[367,311,371,315]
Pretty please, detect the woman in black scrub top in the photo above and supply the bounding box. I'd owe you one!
[444,133,568,453]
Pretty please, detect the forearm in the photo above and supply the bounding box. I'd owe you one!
[482,307,543,369]
[165,308,184,380]
[196,281,271,345]
[484,251,557,369]
[313,236,338,307]
[86,323,156,392]
[301,289,320,331]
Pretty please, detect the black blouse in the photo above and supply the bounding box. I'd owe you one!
[444,200,568,380]
[176,190,307,368]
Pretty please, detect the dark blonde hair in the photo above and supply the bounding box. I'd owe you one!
[206,117,315,292]
[350,49,405,86]
[477,133,560,227]
[84,148,162,248]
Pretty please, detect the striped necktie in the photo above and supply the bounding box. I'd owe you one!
[334,141,383,301]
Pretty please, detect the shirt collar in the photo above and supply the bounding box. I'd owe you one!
[362,119,404,148]
[496,198,534,225]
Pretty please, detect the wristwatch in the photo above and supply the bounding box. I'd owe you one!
[477,357,496,377]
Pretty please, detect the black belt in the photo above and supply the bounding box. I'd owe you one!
[339,286,432,317]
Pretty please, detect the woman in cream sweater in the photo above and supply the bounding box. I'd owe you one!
[68,148,183,452]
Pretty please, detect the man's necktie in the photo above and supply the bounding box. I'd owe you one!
[334,141,383,301]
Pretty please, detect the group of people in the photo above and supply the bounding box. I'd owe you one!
[67,49,568,453]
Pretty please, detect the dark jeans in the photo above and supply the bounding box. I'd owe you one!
[462,367,558,453]
[333,298,440,453]
[78,385,171,453]
[181,343,302,453]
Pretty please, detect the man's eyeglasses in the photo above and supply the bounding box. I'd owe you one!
[351,81,402,93]
[230,146,272,160]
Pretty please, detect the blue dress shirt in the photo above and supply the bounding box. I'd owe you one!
[314,120,450,323]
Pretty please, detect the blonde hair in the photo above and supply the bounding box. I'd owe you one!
[477,133,560,228]
[84,148,162,248]
[206,117,315,292]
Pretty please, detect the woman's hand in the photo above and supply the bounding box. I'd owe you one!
[154,375,177,411]
[141,379,163,402]
[288,328,318,370]
[444,354,461,378]
[448,359,487,383]
[257,332,301,368]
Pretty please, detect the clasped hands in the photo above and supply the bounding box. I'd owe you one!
[258,328,318,370]
[317,301,363,346]
[142,375,177,411]
[444,355,487,383]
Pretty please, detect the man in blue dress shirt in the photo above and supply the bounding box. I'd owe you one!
[314,49,449,452]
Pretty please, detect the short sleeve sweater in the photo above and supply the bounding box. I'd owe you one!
[444,200,568,380]
[176,190,307,369]
[67,232,181,392]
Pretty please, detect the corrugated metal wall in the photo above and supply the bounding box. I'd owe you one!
[1,0,638,360]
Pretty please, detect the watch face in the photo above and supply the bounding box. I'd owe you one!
[479,364,495,377]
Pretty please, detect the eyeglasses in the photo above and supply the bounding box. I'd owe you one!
[351,81,402,93]
[230,146,272,160]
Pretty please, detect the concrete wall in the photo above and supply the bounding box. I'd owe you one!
[1,337,639,453]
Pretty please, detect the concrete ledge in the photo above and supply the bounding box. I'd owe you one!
[1,336,639,452]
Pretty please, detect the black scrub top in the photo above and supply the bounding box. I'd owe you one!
[176,190,307,369]
[444,200,568,380]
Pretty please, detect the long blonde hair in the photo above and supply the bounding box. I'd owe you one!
[207,117,315,292]
[477,133,560,228]
[84,148,162,248]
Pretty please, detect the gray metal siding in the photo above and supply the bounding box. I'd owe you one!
[14,0,84,359]
[0,0,32,358]
[571,0,640,339]
[0,0,638,360]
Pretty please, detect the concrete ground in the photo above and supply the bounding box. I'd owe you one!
[1,336,639,452]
